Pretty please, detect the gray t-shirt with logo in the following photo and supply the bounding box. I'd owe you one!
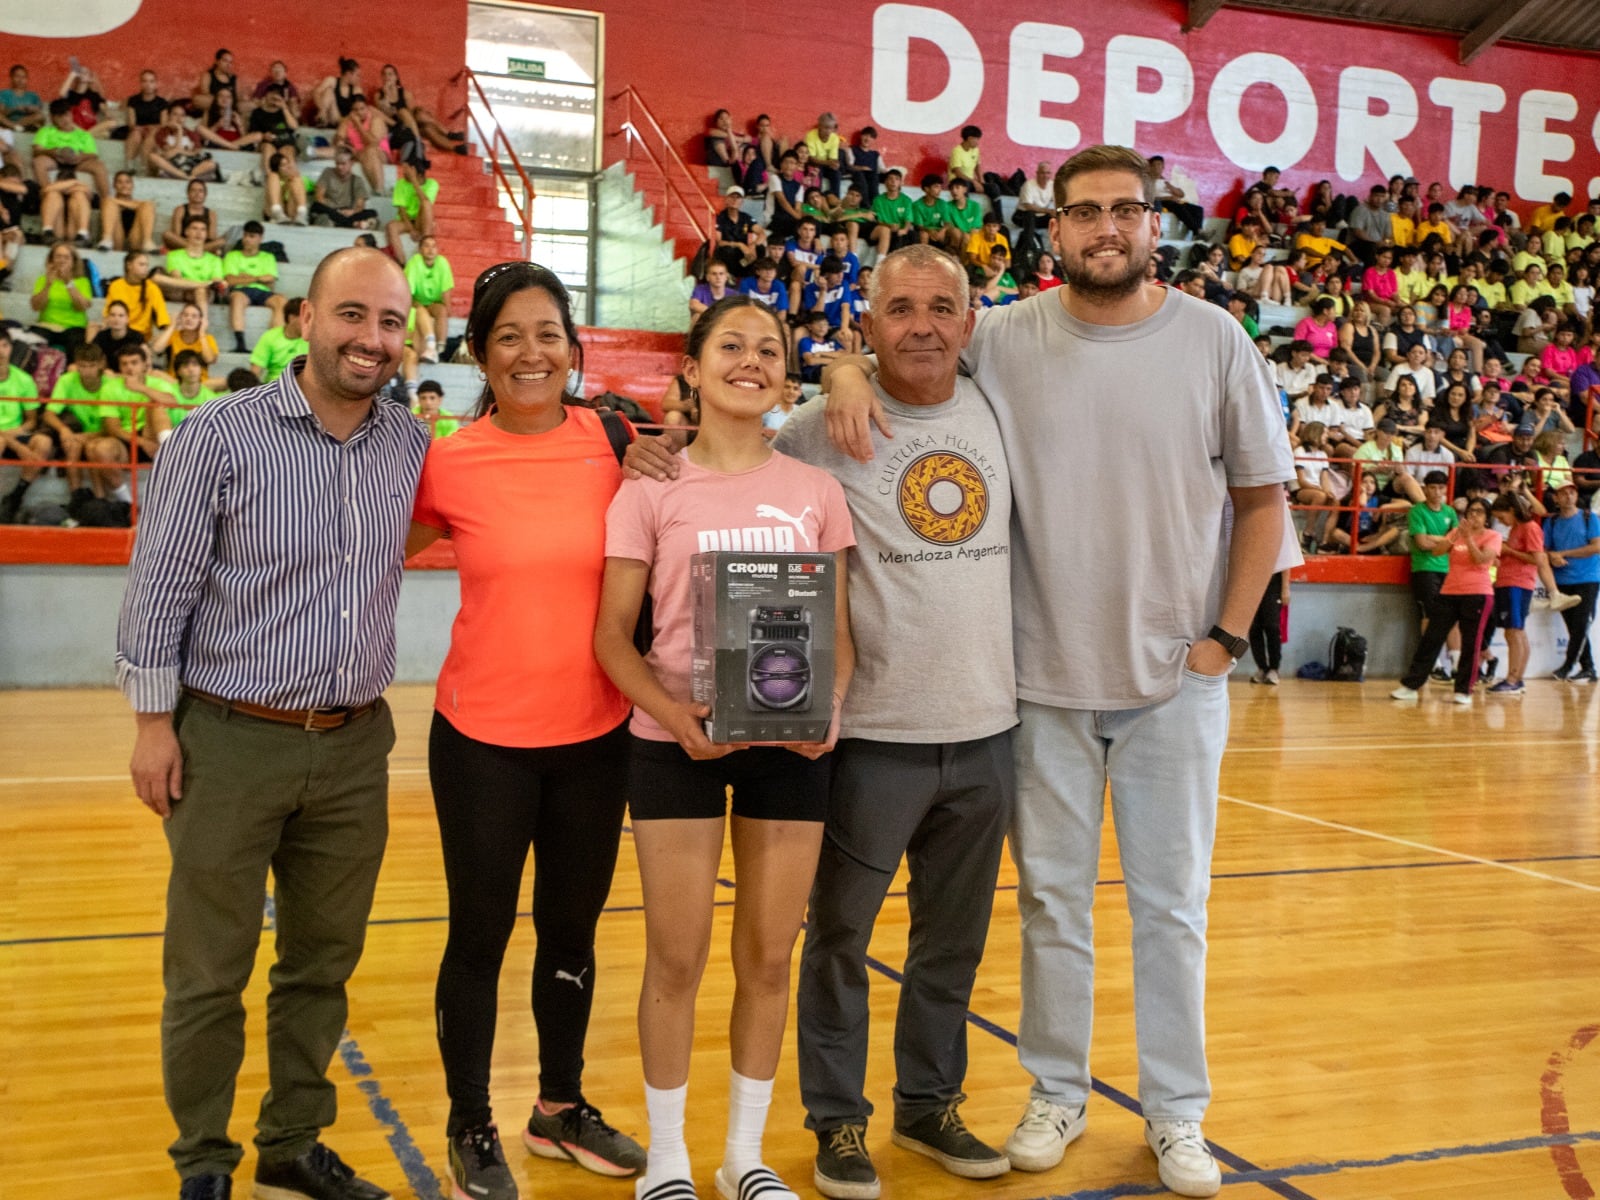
[961,287,1294,710]
[776,376,1016,742]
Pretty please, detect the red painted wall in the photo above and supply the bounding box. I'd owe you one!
[566,0,1600,216]
[1,1,468,127]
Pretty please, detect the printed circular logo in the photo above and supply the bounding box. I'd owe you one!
[898,452,988,545]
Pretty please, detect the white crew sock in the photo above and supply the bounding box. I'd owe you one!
[639,1082,690,1195]
[722,1069,774,1181]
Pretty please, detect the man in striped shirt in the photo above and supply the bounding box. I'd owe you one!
[116,246,428,1200]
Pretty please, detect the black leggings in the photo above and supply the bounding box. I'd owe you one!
[430,712,630,1135]
[1401,592,1490,694]
[1249,571,1285,671]
[1556,581,1598,673]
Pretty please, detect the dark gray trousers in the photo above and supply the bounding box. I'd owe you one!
[796,731,1013,1131]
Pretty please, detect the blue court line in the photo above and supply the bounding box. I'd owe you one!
[338,1030,442,1200]
[8,853,1598,949]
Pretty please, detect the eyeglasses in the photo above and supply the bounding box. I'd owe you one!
[1056,201,1154,230]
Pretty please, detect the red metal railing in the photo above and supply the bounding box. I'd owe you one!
[1290,456,1599,556]
[458,67,539,255]
[612,85,716,246]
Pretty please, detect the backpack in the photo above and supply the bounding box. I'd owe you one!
[1328,626,1367,682]
[594,390,652,426]
[597,409,653,655]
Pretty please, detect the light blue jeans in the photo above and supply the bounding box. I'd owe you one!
[1011,668,1228,1122]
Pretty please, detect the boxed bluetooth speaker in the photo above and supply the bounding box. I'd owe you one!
[690,551,837,744]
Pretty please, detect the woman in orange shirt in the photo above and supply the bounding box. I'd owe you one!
[406,262,647,1200]
[1392,496,1500,704]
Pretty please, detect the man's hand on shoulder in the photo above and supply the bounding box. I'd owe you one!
[823,363,891,463]
[621,432,681,482]
[130,710,183,819]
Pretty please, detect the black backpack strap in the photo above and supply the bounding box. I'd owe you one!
[598,408,630,464]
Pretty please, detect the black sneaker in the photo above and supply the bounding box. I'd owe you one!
[253,1143,390,1200]
[1479,655,1499,683]
[522,1100,645,1177]
[890,1096,1010,1179]
[814,1123,880,1199]
[449,1124,518,1200]
[1429,667,1453,682]
[1574,668,1598,684]
[179,1175,231,1200]
[1552,665,1573,681]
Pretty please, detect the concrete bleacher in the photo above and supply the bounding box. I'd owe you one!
[3,131,502,408]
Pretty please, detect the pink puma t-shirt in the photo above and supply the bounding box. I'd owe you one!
[605,449,855,741]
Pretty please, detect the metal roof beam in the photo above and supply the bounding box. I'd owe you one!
[1459,0,1541,64]
[1184,0,1230,32]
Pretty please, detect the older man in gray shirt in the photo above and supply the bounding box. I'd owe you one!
[779,246,1018,1199]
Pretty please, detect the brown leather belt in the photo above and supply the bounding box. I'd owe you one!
[183,687,379,732]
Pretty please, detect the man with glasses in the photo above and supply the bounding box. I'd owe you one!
[822,144,1293,1197]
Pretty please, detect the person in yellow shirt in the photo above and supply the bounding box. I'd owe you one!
[1294,216,1355,269]
[802,112,843,191]
[1568,213,1595,256]
[1416,203,1453,250]
[1389,197,1418,248]
[103,250,171,339]
[1545,262,1578,314]
[964,211,1010,267]
[1395,248,1431,305]
[948,125,982,191]
[1528,191,1571,234]
[1228,216,1267,269]
[1510,263,1558,308]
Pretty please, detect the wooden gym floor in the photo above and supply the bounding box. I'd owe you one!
[2,681,1597,1199]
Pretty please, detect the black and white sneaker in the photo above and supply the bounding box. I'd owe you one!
[1003,1097,1085,1172]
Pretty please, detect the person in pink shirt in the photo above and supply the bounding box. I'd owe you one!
[1540,323,1582,381]
[1393,496,1500,703]
[1487,491,1551,694]
[595,295,856,1200]
[1360,247,1398,325]
[1294,296,1340,361]
[1444,284,1486,372]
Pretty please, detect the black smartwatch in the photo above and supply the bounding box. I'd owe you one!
[1207,624,1249,660]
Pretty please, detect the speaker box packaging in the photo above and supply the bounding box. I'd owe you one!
[691,551,836,744]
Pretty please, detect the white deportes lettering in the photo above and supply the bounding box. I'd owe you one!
[865,6,1592,200]
[754,504,814,547]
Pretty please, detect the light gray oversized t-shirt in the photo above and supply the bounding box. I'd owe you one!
[776,377,1016,742]
[961,286,1294,709]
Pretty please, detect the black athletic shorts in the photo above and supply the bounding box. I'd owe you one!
[626,734,829,822]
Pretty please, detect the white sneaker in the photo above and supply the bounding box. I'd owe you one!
[1264,669,1280,685]
[97,238,113,252]
[1003,1097,1085,1172]
[1552,592,1583,612]
[1532,593,1553,610]
[1451,692,1472,706]
[269,204,289,223]
[293,208,308,225]
[1144,1120,1221,1197]
[1249,671,1268,684]
[1390,686,1419,701]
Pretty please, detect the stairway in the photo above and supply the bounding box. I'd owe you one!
[592,163,698,334]
[427,149,522,317]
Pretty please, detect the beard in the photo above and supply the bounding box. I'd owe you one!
[1057,239,1152,304]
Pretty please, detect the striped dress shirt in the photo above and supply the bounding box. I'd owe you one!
[115,360,430,712]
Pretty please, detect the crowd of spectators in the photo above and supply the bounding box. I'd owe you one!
[683,109,1599,684]
[1,53,473,527]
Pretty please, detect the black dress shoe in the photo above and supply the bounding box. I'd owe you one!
[179,1175,231,1200]
[253,1144,389,1200]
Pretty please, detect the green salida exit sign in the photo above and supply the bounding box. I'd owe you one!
[507,57,546,79]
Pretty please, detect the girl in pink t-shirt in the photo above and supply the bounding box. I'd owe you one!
[597,296,855,1200]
